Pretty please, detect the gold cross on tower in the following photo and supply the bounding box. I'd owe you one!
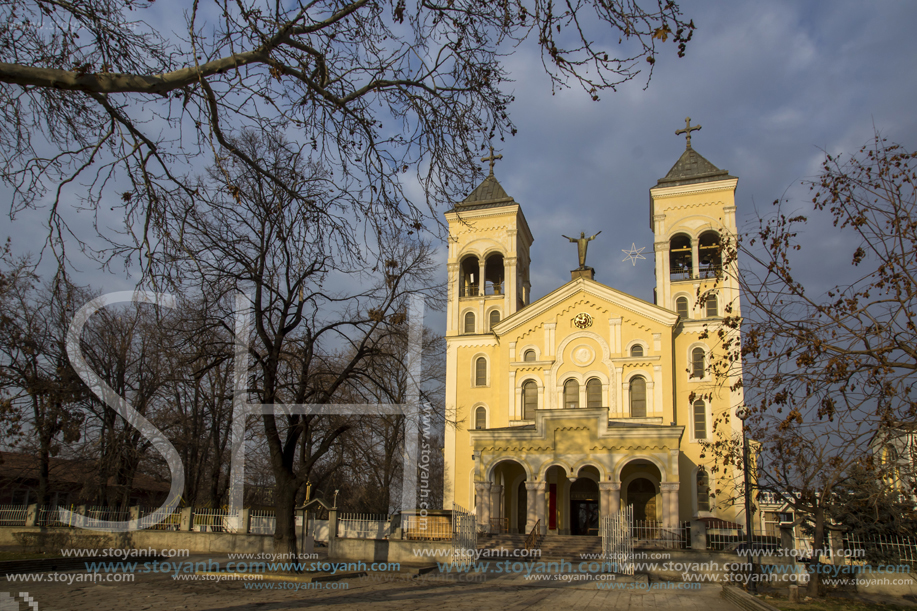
[675,117,702,149]
[481,146,503,176]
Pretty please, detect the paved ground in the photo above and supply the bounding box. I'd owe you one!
[2,554,742,610]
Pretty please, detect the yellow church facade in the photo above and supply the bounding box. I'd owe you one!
[443,126,746,536]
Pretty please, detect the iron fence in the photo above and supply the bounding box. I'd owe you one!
[337,513,390,539]
[0,505,28,526]
[138,506,182,530]
[844,533,917,569]
[632,520,690,549]
[249,509,275,535]
[404,514,452,540]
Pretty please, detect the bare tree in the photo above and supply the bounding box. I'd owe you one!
[0,0,693,270]
[0,269,86,506]
[704,132,917,596]
[164,130,439,557]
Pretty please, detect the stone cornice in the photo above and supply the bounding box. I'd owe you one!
[468,408,684,447]
[649,178,738,200]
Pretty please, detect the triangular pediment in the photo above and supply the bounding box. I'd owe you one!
[492,277,678,336]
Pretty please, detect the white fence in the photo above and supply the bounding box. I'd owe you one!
[249,509,276,535]
[138,507,182,530]
[338,513,390,539]
[0,505,28,526]
[844,533,917,568]
[631,520,690,549]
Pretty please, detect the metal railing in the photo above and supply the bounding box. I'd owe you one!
[192,507,229,532]
[525,519,541,552]
[338,513,390,539]
[490,517,509,533]
[632,520,690,549]
[249,509,275,535]
[0,505,28,526]
[707,528,780,552]
[844,533,917,569]
[138,506,182,531]
[404,514,452,540]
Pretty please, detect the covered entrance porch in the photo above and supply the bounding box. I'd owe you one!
[469,409,685,536]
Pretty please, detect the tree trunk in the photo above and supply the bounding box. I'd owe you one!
[807,505,825,598]
[272,477,299,566]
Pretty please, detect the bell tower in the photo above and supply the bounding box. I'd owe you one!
[648,118,740,321]
[444,150,534,337]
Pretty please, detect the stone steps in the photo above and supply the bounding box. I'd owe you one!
[478,534,603,562]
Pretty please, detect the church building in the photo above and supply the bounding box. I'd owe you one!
[442,121,746,536]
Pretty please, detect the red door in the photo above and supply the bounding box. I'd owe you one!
[549,484,557,530]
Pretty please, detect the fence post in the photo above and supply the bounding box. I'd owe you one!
[180,507,193,532]
[25,504,38,527]
[830,530,846,566]
[328,508,339,559]
[129,506,141,523]
[241,508,252,534]
[690,520,706,550]
[779,523,795,556]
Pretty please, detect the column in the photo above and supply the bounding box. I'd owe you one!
[447,262,459,333]
[478,257,486,295]
[615,367,624,417]
[505,255,518,315]
[654,240,669,307]
[599,482,620,517]
[525,481,546,533]
[544,323,556,357]
[660,482,680,529]
[475,481,492,533]
[691,239,699,280]
[491,485,504,532]
[608,483,621,514]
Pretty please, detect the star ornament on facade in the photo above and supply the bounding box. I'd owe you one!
[622,243,646,266]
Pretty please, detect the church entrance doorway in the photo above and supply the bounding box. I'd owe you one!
[626,478,657,521]
[517,481,528,534]
[569,478,599,536]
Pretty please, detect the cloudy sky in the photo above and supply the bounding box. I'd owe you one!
[5,0,917,334]
[488,0,917,310]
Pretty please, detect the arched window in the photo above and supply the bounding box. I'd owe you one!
[475,406,487,430]
[697,468,711,512]
[464,312,475,334]
[630,344,644,357]
[564,379,579,409]
[475,357,487,386]
[693,400,707,439]
[698,231,722,279]
[586,378,602,408]
[629,377,646,418]
[460,255,481,297]
[489,310,500,331]
[676,296,689,318]
[691,347,705,378]
[670,234,692,280]
[705,294,718,318]
[523,350,536,362]
[522,380,537,420]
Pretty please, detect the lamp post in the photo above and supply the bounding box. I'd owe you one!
[736,406,755,592]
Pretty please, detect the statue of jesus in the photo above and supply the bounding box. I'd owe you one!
[562,231,601,270]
